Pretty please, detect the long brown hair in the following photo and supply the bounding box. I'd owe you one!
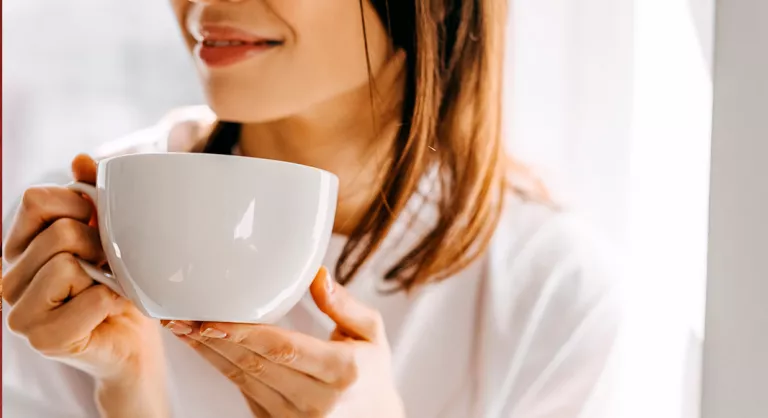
[205,0,516,291]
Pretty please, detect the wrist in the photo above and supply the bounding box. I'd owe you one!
[95,358,169,418]
[96,378,169,418]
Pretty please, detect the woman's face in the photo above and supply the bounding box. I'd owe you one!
[169,0,391,123]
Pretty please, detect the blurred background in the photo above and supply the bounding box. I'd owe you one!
[3,1,714,417]
[2,0,204,206]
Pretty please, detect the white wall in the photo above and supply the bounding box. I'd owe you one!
[1,0,204,217]
[505,0,634,248]
[701,1,768,417]
[626,1,714,417]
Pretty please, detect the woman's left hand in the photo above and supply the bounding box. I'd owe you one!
[162,267,405,418]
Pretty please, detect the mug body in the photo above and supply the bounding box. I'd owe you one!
[94,152,338,323]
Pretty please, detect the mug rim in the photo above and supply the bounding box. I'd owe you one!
[100,152,339,181]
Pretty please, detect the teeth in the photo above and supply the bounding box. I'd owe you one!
[204,40,247,47]
[202,39,281,47]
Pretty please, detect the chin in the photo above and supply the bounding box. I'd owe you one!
[208,103,275,123]
[205,96,289,123]
[202,77,303,123]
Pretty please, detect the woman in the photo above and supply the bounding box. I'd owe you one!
[2,0,622,417]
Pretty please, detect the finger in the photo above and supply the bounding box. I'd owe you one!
[9,284,121,356]
[245,399,271,418]
[188,333,339,414]
[2,219,103,306]
[3,186,94,263]
[178,336,299,417]
[160,320,200,336]
[71,154,98,185]
[199,321,352,384]
[40,285,124,350]
[70,154,100,228]
[310,267,386,343]
[8,253,95,325]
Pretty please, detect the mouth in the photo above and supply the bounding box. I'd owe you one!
[192,25,284,68]
[202,39,283,48]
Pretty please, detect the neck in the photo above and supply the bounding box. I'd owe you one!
[238,51,405,235]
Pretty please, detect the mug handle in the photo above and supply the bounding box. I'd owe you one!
[66,181,126,298]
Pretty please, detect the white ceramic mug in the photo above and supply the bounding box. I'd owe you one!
[66,152,338,323]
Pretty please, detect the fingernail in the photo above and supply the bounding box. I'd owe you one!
[166,321,191,336]
[200,328,227,339]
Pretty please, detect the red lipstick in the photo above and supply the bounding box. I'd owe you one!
[193,25,282,68]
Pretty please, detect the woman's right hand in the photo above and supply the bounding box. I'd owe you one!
[2,154,169,418]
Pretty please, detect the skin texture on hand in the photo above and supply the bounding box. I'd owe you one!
[2,154,171,418]
[163,267,406,418]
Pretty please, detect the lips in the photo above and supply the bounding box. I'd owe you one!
[192,25,283,68]
[202,40,281,47]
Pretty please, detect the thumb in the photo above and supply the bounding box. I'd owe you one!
[310,267,385,343]
[71,153,98,185]
[70,153,99,228]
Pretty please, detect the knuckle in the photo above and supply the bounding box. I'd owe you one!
[225,367,248,386]
[264,343,297,365]
[27,329,59,355]
[336,357,360,389]
[231,331,248,345]
[6,308,29,334]
[2,242,18,265]
[88,285,116,309]
[243,356,267,376]
[51,218,86,249]
[288,391,317,414]
[20,186,49,213]
[40,253,94,300]
[1,266,23,304]
[48,252,81,275]
[311,393,341,417]
[64,336,90,356]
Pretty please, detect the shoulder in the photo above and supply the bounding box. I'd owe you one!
[93,105,216,159]
[487,194,624,332]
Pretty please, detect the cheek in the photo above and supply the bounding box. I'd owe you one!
[285,0,390,93]
[168,0,196,50]
[275,0,374,83]
[168,0,187,28]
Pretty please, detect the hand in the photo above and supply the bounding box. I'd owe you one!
[2,154,169,418]
[164,268,405,418]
